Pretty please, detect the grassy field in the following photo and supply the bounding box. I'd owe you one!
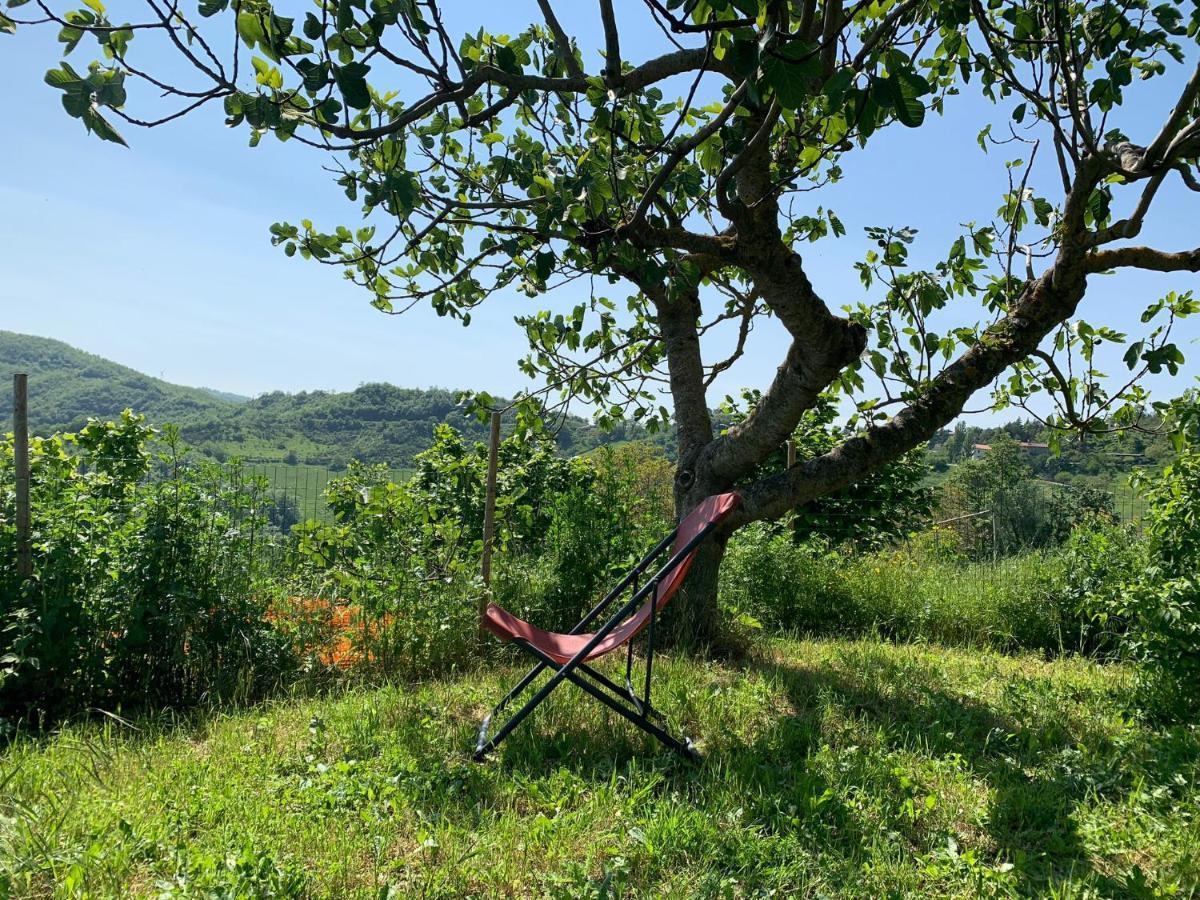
[245,464,414,523]
[2,638,1196,898]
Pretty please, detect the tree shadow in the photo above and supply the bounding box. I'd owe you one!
[742,648,1180,896]
[475,660,865,875]
[477,646,1192,896]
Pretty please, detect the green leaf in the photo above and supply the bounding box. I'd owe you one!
[494,44,518,73]
[44,62,82,88]
[886,68,929,128]
[761,42,820,110]
[977,123,991,152]
[317,96,342,122]
[303,12,323,40]
[236,10,265,49]
[82,105,127,145]
[58,23,84,54]
[334,61,371,110]
[822,68,854,106]
[729,36,758,78]
[296,58,328,93]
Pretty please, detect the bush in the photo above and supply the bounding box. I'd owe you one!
[0,416,292,723]
[942,437,1111,557]
[290,432,679,674]
[721,522,1078,653]
[493,443,674,631]
[292,462,481,677]
[1111,448,1200,715]
[1057,514,1145,656]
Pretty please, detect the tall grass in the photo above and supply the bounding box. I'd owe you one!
[722,524,1080,653]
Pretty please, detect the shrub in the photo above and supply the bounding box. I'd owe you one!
[1112,448,1200,715]
[721,522,1076,652]
[494,443,674,631]
[1057,514,1145,656]
[409,423,578,554]
[292,463,481,677]
[942,437,1111,557]
[0,416,292,723]
[294,431,680,672]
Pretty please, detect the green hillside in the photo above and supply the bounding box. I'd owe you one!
[0,331,648,468]
[0,331,239,433]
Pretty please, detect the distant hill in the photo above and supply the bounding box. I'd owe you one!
[926,415,1176,490]
[0,331,239,432]
[198,387,251,404]
[0,331,652,468]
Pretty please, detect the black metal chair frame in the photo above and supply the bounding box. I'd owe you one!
[474,519,724,762]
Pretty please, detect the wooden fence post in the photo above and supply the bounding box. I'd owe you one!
[13,373,32,579]
[479,410,502,632]
[786,440,796,470]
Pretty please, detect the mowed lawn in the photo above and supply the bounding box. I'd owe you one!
[2,638,1197,898]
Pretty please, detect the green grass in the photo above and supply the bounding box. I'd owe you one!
[244,464,414,523]
[722,531,1085,654]
[2,638,1197,898]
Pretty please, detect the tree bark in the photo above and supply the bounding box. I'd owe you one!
[659,500,729,651]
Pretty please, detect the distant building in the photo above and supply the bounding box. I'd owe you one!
[970,441,1050,459]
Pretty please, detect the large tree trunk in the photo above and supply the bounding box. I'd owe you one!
[658,473,733,652]
[660,534,728,651]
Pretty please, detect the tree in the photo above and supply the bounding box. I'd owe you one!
[8,0,1200,645]
[723,390,934,546]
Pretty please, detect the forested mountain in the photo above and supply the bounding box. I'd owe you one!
[0,331,237,430]
[6,330,1172,479]
[0,331,648,468]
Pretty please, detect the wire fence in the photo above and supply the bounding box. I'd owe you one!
[3,450,1146,544]
[241,462,412,526]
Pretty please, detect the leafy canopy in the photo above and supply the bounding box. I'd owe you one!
[6,0,1200,527]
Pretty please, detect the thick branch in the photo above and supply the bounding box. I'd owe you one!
[703,247,867,482]
[1146,63,1200,167]
[732,157,1121,525]
[599,0,622,88]
[1085,244,1200,273]
[650,285,714,464]
[735,264,1091,524]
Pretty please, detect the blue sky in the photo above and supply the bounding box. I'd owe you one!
[2,1,1197,423]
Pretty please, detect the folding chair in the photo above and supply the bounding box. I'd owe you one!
[474,491,741,762]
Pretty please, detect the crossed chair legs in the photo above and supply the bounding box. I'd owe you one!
[474,644,699,762]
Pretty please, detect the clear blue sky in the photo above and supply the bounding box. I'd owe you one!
[2,2,1197,423]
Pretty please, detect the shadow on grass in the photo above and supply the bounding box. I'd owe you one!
[743,651,1185,897]
[476,648,1191,897]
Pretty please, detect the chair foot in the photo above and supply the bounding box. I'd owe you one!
[474,712,493,760]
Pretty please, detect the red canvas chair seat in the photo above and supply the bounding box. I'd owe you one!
[482,492,741,665]
[474,492,741,761]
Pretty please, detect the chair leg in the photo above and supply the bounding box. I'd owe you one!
[474,645,699,763]
[474,659,547,760]
[570,664,699,761]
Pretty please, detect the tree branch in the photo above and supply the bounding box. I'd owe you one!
[535,0,584,79]
[599,0,622,88]
[1085,244,1200,273]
